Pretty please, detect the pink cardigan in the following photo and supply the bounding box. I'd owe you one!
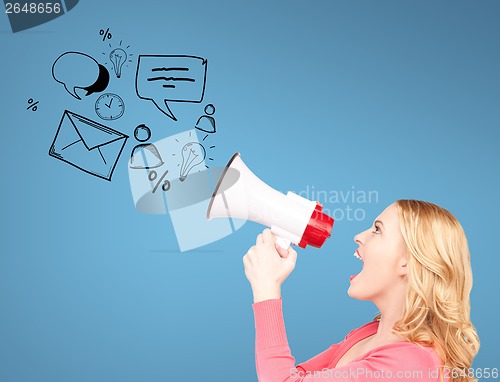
[253,298,444,382]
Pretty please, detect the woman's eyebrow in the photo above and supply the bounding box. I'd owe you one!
[374,220,384,227]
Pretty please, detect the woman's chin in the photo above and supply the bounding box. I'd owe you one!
[347,273,361,298]
[348,291,371,301]
[347,286,359,299]
[347,282,371,300]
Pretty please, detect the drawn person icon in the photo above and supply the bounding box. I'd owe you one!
[195,104,216,133]
[129,124,164,169]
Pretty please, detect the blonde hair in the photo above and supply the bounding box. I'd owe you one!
[376,200,479,382]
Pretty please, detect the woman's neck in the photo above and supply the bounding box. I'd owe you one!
[371,287,407,345]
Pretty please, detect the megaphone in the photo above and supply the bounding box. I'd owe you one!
[207,153,334,249]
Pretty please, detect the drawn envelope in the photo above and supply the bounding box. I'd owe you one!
[49,110,128,181]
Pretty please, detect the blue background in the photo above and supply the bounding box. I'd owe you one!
[1,1,499,381]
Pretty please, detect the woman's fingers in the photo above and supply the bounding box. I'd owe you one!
[285,247,298,271]
[262,228,275,244]
[256,233,263,245]
[288,247,297,262]
[275,243,290,258]
[261,228,295,258]
[244,230,298,290]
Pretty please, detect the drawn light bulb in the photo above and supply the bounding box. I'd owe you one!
[179,142,206,182]
[109,48,127,78]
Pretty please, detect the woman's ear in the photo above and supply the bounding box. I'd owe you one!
[398,262,408,277]
[397,252,409,277]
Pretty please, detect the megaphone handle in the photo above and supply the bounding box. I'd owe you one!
[275,236,292,250]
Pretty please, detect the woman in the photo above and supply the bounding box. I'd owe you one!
[243,200,479,382]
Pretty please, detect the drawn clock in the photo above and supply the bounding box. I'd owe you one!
[95,93,125,120]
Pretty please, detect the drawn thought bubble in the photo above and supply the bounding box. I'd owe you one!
[135,55,207,121]
[52,52,109,100]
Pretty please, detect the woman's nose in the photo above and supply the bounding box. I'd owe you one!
[354,232,364,246]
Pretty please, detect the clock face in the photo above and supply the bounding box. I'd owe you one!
[95,93,125,120]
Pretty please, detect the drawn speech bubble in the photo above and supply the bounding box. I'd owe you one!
[135,55,207,121]
[52,52,109,100]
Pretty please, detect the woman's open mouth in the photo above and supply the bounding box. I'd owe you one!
[350,250,363,282]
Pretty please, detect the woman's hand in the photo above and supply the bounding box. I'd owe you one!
[243,228,298,303]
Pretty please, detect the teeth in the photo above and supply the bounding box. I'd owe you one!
[353,251,362,261]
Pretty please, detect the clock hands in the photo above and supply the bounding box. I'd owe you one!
[95,93,125,120]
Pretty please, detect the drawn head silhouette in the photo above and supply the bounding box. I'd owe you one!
[204,104,215,116]
[134,124,151,142]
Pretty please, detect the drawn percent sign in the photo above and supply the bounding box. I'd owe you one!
[149,169,171,193]
[99,27,112,41]
[27,98,39,111]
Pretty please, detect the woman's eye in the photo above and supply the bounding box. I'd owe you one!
[372,225,381,234]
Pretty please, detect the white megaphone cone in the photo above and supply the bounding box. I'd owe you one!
[207,153,334,249]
